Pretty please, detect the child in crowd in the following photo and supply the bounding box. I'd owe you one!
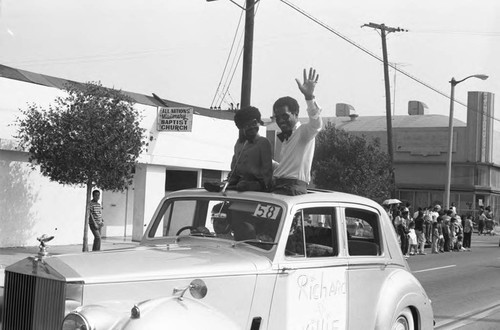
[408,221,418,256]
[431,222,440,254]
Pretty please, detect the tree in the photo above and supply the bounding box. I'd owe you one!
[312,123,393,203]
[16,82,145,251]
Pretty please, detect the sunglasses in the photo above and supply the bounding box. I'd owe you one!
[270,113,292,122]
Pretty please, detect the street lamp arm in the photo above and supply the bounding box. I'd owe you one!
[452,74,489,86]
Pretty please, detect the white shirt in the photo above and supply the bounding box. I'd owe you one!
[274,99,322,183]
[430,211,439,223]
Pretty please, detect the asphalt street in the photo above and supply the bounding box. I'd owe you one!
[407,234,500,330]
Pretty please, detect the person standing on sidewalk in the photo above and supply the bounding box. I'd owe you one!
[478,209,486,235]
[463,214,473,250]
[271,67,322,196]
[89,190,104,251]
[414,210,426,254]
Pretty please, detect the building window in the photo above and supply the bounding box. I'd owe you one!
[201,169,222,185]
[165,170,197,191]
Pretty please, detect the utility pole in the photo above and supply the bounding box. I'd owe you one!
[362,22,407,198]
[240,0,255,108]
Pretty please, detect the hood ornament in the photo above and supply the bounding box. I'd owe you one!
[37,234,54,258]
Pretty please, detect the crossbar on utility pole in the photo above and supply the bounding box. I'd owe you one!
[362,22,407,198]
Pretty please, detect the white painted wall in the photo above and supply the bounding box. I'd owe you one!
[132,164,166,241]
[0,77,239,247]
[0,150,87,247]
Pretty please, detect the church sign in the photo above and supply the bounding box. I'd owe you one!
[157,107,193,132]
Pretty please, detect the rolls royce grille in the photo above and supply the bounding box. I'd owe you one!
[3,271,66,330]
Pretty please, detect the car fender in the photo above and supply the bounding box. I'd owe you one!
[374,268,433,329]
[111,296,242,330]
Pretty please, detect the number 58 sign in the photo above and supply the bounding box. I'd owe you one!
[253,204,280,220]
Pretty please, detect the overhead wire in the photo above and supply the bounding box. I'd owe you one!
[278,0,500,123]
[216,27,245,108]
[214,0,261,110]
[210,6,245,109]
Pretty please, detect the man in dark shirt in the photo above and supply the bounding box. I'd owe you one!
[227,106,273,191]
[414,209,426,255]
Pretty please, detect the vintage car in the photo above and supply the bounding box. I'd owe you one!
[2,188,434,329]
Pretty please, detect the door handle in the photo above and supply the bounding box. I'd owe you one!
[279,267,296,275]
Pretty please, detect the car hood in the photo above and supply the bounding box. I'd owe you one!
[6,242,273,284]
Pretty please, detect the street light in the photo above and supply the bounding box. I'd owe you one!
[444,74,488,210]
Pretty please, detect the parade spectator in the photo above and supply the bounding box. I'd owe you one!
[437,217,445,252]
[478,210,487,235]
[450,202,457,215]
[441,210,452,252]
[408,222,418,255]
[431,222,440,254]
[271,68,322,196]
[463,214,473,250]
[455,218,465,251]
[430,204,441,225]
[423,206,432,246]
[403,202,412,217]
[400,210,410,256]
[485,206,494,234]
[414,210,426,255]
[450,217,459,251]
[89,190,104,252]
[383,204,393,223]
[393,210,408,255]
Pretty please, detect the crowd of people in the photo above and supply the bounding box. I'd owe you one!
[384,202,495,257]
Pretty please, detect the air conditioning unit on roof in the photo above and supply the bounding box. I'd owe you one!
[408,101,428,115]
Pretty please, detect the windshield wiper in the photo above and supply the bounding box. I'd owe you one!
[231,239,278,248]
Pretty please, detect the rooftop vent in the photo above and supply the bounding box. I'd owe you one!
[336,103,356,117]
[408,100,428,115]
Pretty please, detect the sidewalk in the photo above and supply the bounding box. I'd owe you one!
[0,237,139,287]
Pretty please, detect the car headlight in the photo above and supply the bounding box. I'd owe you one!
[62,312,90,330]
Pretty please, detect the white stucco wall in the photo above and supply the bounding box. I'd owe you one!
[0,76,244,246]
[0,149,87,247]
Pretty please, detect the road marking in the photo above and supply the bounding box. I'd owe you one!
[413,265,456,273]
[435,301,500,329]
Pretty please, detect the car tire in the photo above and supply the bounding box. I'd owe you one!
[392,307,414,330]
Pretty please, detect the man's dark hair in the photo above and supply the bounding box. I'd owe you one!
[92,190,100,195]
[233,106,264,129]
[273,96,300,116]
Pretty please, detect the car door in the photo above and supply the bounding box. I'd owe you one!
[267,205,349,330]
[341,205,390,329]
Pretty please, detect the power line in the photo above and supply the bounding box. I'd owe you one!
[214,0,261,109]
[278,0,500,123]
[210,6,245,109]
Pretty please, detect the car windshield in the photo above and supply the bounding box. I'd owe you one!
[147,197,284,250]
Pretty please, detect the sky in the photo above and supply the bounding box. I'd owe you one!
[0,0,499,122]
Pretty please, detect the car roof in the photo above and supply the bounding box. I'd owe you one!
[164,188,383,211]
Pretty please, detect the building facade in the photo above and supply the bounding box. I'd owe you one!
[0,65,241,247]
